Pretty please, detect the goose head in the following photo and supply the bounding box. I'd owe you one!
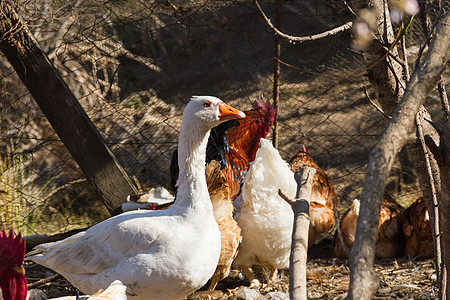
[181,96,245,132]
[177,96,245,193]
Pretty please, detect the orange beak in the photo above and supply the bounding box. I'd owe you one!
[218,102,245,121]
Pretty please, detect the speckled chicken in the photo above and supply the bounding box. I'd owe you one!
[402,197,434,259]
[333,193,405,258]
[288,146,337,246]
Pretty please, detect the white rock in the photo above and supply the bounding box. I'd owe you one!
[26,289,48,300]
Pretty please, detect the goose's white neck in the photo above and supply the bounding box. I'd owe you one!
[175,122,211,208]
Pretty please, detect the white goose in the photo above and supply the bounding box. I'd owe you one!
[28,96,245,300]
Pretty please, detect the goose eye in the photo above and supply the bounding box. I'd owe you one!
[203,101,211,108]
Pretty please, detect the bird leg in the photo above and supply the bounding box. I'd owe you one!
[263,265,278,282]
[207,274,220,291]
[240,266,261,288]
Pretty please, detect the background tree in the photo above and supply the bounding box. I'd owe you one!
[347,2,449,299]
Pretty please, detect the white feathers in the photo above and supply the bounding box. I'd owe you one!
[233,138,296,270]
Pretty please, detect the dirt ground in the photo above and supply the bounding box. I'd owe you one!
[24,237,437,300]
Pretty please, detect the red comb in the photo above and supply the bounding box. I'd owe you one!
[253,94,265,109]
[252,94,275,122]
[302,145,307,153]
[0,225,26,265]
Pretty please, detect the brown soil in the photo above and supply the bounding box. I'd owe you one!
[24,238,437,300]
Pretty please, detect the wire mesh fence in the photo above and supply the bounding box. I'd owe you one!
[0,0,447,235]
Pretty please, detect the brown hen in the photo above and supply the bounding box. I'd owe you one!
[288,146,337,246]
[205,160,242,290]
[402,197,434,259]
[333,193,405,258]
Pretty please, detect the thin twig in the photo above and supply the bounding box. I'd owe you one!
[386,53,407,91]
[27,273,61,289]
[342,0,357,17]
[416,109,443,291]
[382,44,406,67]
[254,0,353,43]
[363,86,391,120]
[401,34,410,81]
[279,189,294,208]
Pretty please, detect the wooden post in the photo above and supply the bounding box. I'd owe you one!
[272,0,282,149]
[280,166,316,300]
[0,0,138,215]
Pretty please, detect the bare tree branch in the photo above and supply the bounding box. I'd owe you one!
[254,0,353,43]
[348,8,450,300]
[27,273,61,289]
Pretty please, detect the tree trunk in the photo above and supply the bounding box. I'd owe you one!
[347,1,405,296]
[0,0,138,215]
[440,118,450,298]
[347,8,450,299]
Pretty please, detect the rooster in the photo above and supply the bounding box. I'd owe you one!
[170,95,275,199]
[333,193,405,258]
[288,146,338,246]
[170,95,275,290]
[218,96,275,200]
[402,197,434,259]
